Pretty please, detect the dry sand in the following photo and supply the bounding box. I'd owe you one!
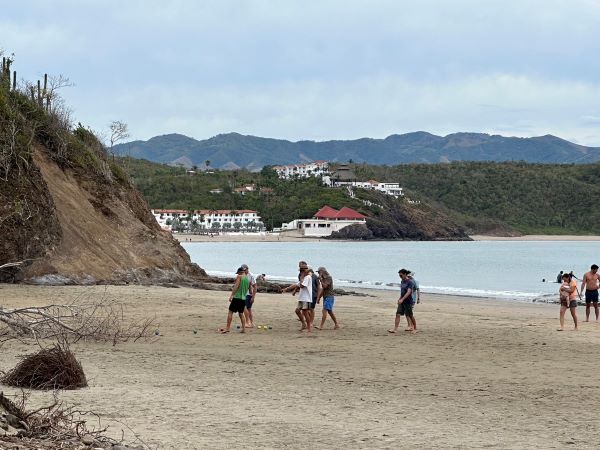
[1,284,599,449]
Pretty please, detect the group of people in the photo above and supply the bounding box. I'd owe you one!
[220,260,422,335]
[558,264,600,331]
[280,261,339,332]
[220,261,340,333]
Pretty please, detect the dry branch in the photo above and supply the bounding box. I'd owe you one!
[0,288,157,347]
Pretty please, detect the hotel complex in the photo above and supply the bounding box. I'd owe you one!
[152,209,263,231]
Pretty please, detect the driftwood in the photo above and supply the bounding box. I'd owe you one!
[0,390,124,448]
[0,288,156,347]
[2,343,87,390]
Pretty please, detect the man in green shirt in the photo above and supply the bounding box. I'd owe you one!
[221,267,249,333]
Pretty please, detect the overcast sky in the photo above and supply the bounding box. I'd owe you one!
[3,0,600,145]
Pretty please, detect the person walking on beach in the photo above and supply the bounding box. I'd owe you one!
[409,272,421,305]
[282,261,313,332]
[241,264,257,328]
[581,264,600,322]
[315,266,339,330]
[558,273,578,331]
[389,269,417,334]
[221,267,249,334]
[308,267,320,326]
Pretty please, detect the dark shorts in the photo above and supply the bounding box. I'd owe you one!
[229,298,245,314]
[560,299,577,309]
[585,289,599,304]
[396,301,414,317]
[310,300,317,310]
[245,294,254,309]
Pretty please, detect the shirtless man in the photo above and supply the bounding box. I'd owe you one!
[581,264,600,322]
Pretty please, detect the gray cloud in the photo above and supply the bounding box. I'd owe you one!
[2,0,600,145]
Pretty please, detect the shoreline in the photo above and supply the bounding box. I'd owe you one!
[470,234,600,241]
[175,232,600,242]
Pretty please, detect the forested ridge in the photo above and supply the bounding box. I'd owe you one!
[118,157,600,236]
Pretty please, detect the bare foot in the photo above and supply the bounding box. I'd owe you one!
[220,329,230,334]
[404,328,413,331]
[314,326,322,330]
[334,325,340,330]
[240,329,246,333]
[557,328,564,331]
[410,329,418,334]
[387,329,397,334]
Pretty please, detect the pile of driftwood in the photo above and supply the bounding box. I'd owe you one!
[0,391,136,449]
[2,343,87,390]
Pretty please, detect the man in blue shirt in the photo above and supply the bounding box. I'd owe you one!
[388,268,417,334]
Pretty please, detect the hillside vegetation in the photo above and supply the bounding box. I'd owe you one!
[117,157,469,240]
[353,162,600,235]
[121,157,600,236]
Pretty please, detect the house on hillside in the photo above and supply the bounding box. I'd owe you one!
[273,161,329,179]
[283,205,367,237]
[328,168,404,198]
[233,184,256,195]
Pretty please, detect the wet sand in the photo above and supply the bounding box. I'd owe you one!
[1,285,599,449]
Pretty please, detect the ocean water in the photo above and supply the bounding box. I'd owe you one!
[182,241,600,302]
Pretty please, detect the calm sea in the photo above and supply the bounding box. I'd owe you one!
[182,241,600,302]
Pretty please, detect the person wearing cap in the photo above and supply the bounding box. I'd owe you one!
[315,266,339,330]
[388,268,417,334]
[241,264,257,328]
[281,261,313,332]
[220,266,249,333]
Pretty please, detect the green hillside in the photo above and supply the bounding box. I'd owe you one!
[353,162,600,235]
[117,157,469,240]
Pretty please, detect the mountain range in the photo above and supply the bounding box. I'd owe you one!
[113,132,600,170]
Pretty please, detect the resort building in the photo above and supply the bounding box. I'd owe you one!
[272,160,329,179]
[283,205,367,237]
[151,209,263,231]
[326,165,403,197]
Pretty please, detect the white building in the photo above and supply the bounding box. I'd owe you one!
[151,209,263,231]
[272,160,329,179]
[283,205,367,237]
[332,179,404,198]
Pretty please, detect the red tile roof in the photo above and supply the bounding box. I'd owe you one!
[313,205,366,220]
[314,205,339,219]
[335,207,366,220]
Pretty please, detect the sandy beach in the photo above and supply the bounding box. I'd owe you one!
[1,284,599,449]
[176,233,600,243]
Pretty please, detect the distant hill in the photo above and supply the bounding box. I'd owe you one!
[113,132,600,170]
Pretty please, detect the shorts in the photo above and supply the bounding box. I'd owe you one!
[396,301,414,317]
[310,300,317,310]
[229,298,246,314]
[297,301,310,310]
[245,294,254,309]
[585,289,599,304]
[560,299,577,309]
[323,296,335,311]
